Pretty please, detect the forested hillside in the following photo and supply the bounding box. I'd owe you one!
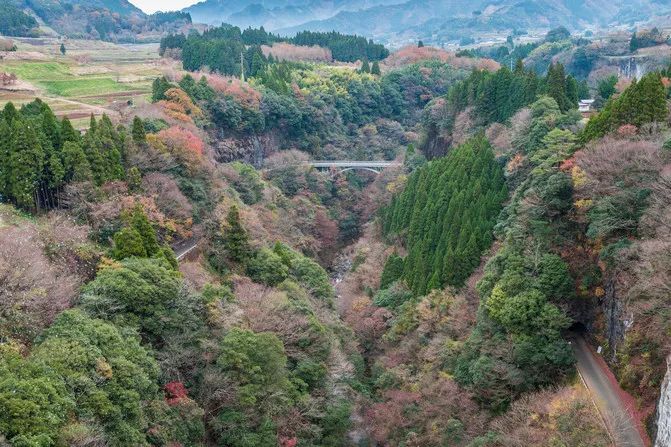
[353,55,671,444]
[1,14,671,445]
[160,25,389,76]
[0,32,498,445]
[421,60,586,157]
[0,3,39,37]
[0,0,192,41]
[382,136,507,295]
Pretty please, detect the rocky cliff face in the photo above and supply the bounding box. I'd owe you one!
[655,357,671,447]
[601,274,632,362]
[212,133,280,167]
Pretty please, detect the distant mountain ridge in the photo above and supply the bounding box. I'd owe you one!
[3,0,192,41]
[184,0,671,45]
[184,0,405,29]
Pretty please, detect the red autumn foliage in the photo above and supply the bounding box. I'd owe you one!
[156,125,206,171]
[164,381,189,405]
[314,208,338,255]
[365,390,421,442]
[559,156,576,172]
[383,45,500,71]
[617,124,638,137]
[197,73,261,109]
[279,436,298,447]
[261,42,332,63]
[158,88,204,123]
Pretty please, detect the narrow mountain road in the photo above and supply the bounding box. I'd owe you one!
[571,335,649,447]
[173,237,199,261]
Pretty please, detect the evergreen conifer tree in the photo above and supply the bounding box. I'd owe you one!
[62,141,92,182]
[127,167,142,192]
[132,116,147,145]
[360,59,371,74]
[546,63,571,112]
[60,117,79,144]
[151,76,171,102]
[8,120,44,210]
[380,253,405,289]
[113,227,147,259]
[223,205,251,263]
[130,204,160,256]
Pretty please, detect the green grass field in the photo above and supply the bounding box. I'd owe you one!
[1,61,72,81]
[1,61,152,97]
[40,78,147,97]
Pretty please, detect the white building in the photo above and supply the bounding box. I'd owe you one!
[579,99,595,113]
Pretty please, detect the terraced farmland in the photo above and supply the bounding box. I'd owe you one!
[0,38,181,128]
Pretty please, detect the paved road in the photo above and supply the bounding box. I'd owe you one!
[173,238,199,261]
[571,335,646,447]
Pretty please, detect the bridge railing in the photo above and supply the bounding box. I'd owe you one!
[306,161,402,168]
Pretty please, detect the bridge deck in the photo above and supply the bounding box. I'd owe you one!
[307,161,401,168]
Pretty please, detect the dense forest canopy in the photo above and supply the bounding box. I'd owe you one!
[2,6,671,445]
[382,136,507,296]
[0,3,39,37]
[160,25,390,76]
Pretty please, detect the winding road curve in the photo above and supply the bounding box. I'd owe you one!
[571,335,648,447]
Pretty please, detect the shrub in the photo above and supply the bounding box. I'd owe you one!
[293,359,328,390]
[113,227,147,259]
[290,256,334,301]
[80,258,186,344]
[247,247,289,286]
[0,344,71,446]
[373,282,413,309]
[33,310,160,445]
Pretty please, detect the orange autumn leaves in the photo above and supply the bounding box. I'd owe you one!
[158,88,204,124]
[145,126,206,173]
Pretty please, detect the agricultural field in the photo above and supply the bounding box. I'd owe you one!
[0,38,180,128]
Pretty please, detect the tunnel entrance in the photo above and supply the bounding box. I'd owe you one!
[569,321,588,334]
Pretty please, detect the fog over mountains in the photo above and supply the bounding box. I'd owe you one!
[184,0,671,45]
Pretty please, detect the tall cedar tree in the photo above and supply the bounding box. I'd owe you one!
[546,63,572,112]
[223,205,251,263]
[130,204,161,256]
[132,116,147,144]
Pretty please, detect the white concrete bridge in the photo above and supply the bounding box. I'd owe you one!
[306,160,402,174]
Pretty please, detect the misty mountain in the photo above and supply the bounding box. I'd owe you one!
[184,0,404,29]
[279,0,669,43]
[186,0,670,46]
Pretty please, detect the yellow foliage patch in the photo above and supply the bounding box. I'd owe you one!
[571,166,588,188]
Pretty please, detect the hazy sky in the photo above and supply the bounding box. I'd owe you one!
[130,0,200,13]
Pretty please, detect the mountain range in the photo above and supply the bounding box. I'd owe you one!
[1,0,192,41]
[183,0,671,46]
[184,0,404,31]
